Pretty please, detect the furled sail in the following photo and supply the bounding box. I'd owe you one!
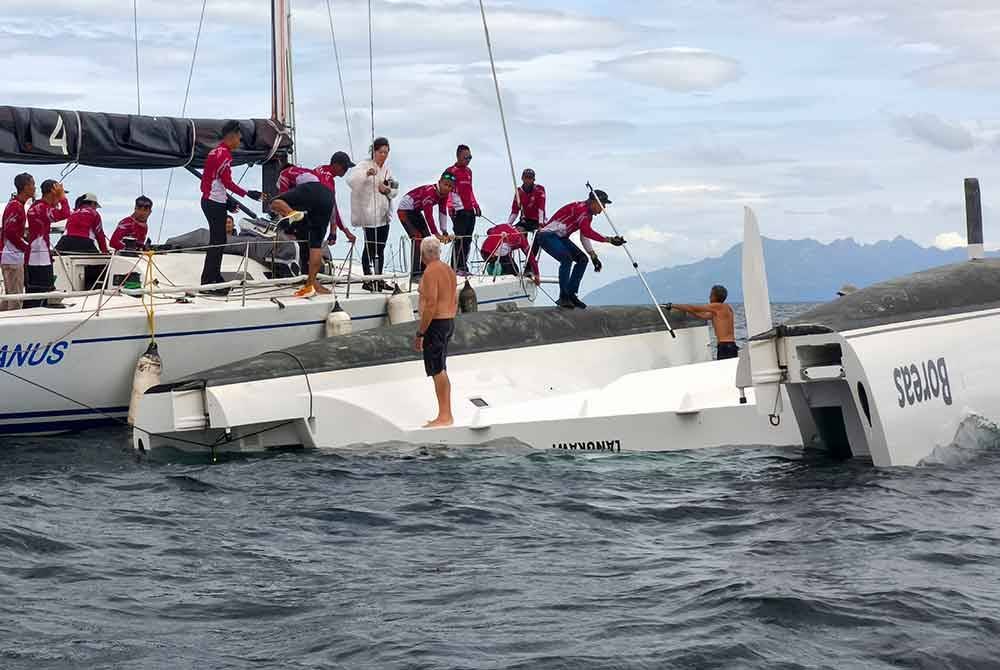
[0,106,292,170]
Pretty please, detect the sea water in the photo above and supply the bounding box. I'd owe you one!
[2,304,999,669]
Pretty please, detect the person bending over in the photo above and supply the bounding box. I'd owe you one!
[532,188,624,309]
[269,181,334,299]
[397,172,458,279]
[668,285,738,360]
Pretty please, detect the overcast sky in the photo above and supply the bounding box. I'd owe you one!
[3,0,1000,289]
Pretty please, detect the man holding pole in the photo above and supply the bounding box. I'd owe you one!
[533,189,625,309]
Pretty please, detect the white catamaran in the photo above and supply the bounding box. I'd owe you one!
[133,180,1000,467]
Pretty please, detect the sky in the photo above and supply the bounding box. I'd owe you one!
[3,0,1000,290]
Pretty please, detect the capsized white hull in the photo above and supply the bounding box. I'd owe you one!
[0,274,531,435]
[132,313,800,456]
[762,304,1000,467]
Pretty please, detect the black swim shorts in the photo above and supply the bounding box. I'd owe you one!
[717,342,739,360]
[423,318,455,377]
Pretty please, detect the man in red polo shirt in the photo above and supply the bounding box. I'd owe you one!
[507,168,546,232]
[199,120,263,288]
[109,196,153,251]
[1,172,35,310]
[447,144,479,276]
[25,179,71,307]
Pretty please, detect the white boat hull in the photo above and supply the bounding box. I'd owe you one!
[132,322,801,457]
[0,275,532,435]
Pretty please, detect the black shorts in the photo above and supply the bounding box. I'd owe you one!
[423,318,455,377]
[55,236,100,253]
[277,182,333,249]
[717,342,739,360]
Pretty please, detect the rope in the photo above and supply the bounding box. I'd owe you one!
[368,0,375,146]
[477,0,520,214]
[325,0,354,157]
[141,251,157,342]
[133,0,144,195]
[156,0,209,243]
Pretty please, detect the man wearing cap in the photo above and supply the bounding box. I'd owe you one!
[110,196,153,252]
[200,120,263,288]
[313,151,358,246]
[25,179,71,307]
[533,189,625,309]
[397,172,459,278]
[1,173,35,311]
[507,168,546,233]
[56,193,108,254]
[448,144,479,276]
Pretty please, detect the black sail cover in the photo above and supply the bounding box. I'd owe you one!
[0,106,292,170]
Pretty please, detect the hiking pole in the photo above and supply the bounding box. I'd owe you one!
[586,181,674,338]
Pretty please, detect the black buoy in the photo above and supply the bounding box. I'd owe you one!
[459,279,478,313]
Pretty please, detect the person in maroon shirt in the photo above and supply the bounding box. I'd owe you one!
[199,120,263,290]
[25,179,71,307]
[1,172,35,311]
[109,196,153,251]
[448,144,479,276]
[56,193,108,254]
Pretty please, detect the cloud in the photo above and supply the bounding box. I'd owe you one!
[910,60,1000,90]
[625,225,677,244]
[598,48,742,92]
[891,113,976,152]
[933,232,966,249]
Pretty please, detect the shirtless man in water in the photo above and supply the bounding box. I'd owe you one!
[668,285,739,360]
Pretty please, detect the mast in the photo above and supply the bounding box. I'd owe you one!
[264,0,295,197]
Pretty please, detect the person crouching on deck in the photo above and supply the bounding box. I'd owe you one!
[480,222,539,282]
[532,189,625,309]
[415,236,458,428]
[56,193,108,254]
[668,285,739,360]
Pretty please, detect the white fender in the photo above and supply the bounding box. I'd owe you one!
[325,301,352,337]
[128,341,162,426]
[741,207,782,418]
[387,285,415,324]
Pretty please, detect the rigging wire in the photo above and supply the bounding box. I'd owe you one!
[368,0,375,146]
[325,0,354,157]
[156,0,209,243]
[477,0,520,209]
[133,0,144,195]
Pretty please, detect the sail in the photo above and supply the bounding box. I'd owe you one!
[0,106,292,170]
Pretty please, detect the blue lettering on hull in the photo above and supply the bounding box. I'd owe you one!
[0,341,71,368]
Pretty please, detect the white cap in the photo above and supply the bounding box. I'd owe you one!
[80,193,101,207]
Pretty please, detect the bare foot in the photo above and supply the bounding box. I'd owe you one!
[314,284,332,295]
[423,417,454,428]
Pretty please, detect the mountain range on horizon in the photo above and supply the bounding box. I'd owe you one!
[586,236,985,304]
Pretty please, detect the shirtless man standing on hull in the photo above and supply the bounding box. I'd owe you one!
[668,284,739,360]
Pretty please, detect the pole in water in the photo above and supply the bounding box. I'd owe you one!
[585,181,675,338]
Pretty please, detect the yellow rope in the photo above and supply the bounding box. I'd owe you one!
[141,250,156,342]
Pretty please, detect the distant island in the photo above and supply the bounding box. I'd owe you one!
[586,236,980,304]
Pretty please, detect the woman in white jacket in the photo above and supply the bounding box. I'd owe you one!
[347,136,399,291]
